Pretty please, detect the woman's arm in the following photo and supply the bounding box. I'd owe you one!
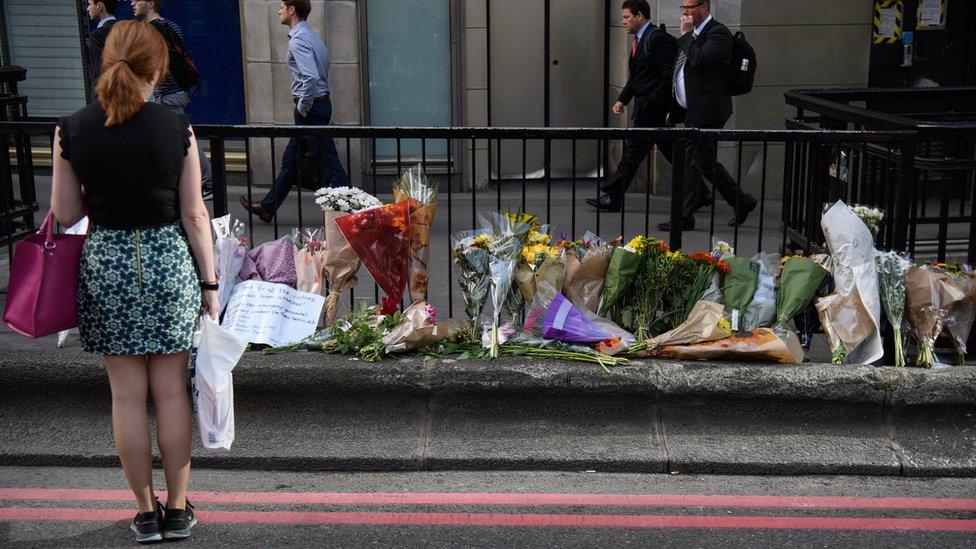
[179,127,218,318]
[51,126,85,227]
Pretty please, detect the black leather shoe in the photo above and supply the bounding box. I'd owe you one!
[728,199,757,227]
[586,195,622,212]
[657,218,695,232]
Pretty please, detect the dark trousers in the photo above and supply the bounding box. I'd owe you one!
[260,99,350,214]
[680,121,755,221]
[600,114,673,198]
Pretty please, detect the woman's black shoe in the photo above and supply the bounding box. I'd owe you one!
[162,499,197,540]
[130,499,165,544]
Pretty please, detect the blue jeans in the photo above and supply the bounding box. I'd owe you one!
[260,99,349,215]
[150,91,213,191]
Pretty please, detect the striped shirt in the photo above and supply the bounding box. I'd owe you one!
[287,21,331,113]
[151,18,187,97]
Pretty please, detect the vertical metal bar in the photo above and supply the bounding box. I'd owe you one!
[244,139,255,245]
[447,136,454,319]
[396,137,402,180]
[546,138,552,224]
[486,0,492,128]
[521,139,527,210]
[346,137,352,188]
[372,137,379,303]
[270,137,279,239]
[595,139,602,238]
[781,139,794,254]
[471,137,477,229]
[209,137,228,218]
[669,138,686,251]
[757,140,768,254]
[733,139,743,252]
[544,0,550,129]
[619,138,626,238]
[295,132,304,231]
[894,137,916,254]
[571,138,577,240]
[495,139,502,212]
[645,145,651,237]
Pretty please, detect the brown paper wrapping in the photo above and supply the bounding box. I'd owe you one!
[380,301,462,353]
[905,266,966,346]
[649,328,804,364]
[323,209,361,326]
[394,193,437,304]
[644,301,730,353]
[562,249,611,312]
[815,292,875,362]
[516,259,565,305]
[945,277,976,355]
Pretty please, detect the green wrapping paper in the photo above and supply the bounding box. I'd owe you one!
[597,246,641,318]
[776,258,829,332]
[722,257,760,332]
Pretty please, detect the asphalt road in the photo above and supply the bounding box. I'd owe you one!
[1,467,974,548]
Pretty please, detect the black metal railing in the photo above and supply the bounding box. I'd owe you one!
[2,120,922,323]
[787,87,976,262]
[0,67,36,252]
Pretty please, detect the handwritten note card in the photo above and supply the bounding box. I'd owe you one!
[221,281,325,347]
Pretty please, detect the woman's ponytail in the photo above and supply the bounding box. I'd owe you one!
[95,21,169,126]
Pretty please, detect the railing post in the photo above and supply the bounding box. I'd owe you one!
[209,136,228,218]
[669,137,686,251]
[891,134,916,253]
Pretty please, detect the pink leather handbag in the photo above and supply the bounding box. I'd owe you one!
[3,211,86,338]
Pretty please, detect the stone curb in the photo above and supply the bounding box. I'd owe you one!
[2,349,974,407]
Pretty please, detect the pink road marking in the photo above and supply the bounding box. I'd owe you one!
[1,507,975,532]
[1,488,975,511]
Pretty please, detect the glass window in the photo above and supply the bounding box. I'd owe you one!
[366,0,452,158]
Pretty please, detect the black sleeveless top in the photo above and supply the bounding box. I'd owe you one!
[58,102,191,230]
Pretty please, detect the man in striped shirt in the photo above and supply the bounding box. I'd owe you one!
[241,0,350,223]
[132,0,213,198]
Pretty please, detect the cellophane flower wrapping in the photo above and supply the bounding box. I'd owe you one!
[292,228,327,295]
[742,252,779,331]
[322,209,361,325]
[815,291,876,365]
[238,235,297,287]
[943,266,976,366]
[452,228,492,340]
[597,243,640,319]
[335,202,411,315]
[643,301,731,354]
[393,164,438,304]
[562,232,612,313]
[522,286,611,343]
[876,251,912,367]
[674,251,730,331]
[721,256,759,332]
[211,215,248,316]
[515,225,565,307]
[906,264,969,367]
[487,255,517,357]
[380,301,460,354]
[775,256,829,338]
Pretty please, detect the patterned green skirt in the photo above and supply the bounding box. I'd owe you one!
[78,223,200,355]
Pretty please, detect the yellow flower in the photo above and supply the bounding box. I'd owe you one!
[528,230,551,246]
[718,318,732,332]
[626,235,647,254]
[472,234,490,249]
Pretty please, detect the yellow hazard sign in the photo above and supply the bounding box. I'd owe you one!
[873,0,903,44]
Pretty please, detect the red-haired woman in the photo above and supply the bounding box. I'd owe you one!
[51,20,217,543]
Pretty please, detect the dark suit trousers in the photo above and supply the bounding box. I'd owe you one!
[680,122,754,221]
[600,114,673,198]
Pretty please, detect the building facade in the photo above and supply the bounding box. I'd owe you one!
[3,1,971,195]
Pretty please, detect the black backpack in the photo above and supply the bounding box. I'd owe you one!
[725,31,756,96]
[150,19,202,92]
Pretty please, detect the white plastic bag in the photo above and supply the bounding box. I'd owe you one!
[57,217,89,348]
[190,316,249,450]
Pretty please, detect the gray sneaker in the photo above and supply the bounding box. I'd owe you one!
[162,499,197,540]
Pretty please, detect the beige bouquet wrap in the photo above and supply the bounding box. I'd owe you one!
[393,164,438,304]
[650,328,804,364]
[643,301,731,354]
[905,266,967,367]
[381,301,462,354]
[322,210,361,325]
[516,258,565,305]
[815,292,876,364]
[563,248,611,313]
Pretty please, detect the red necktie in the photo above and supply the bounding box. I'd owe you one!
[631,36,638,58]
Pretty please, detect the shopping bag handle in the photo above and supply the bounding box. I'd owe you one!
[37,211,56,250]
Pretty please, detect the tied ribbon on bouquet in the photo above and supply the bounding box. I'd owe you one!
[393,164,438,304]
[335,202,411,315]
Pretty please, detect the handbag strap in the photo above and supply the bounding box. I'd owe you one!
[37,211,56,249]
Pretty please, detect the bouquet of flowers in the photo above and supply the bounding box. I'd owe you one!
[483,212,533,357]
[915,262,976,366]
[452,229,492,339]
[850,204,884,237]
[335,202,411,315]
[597,237,642,319]
[629,236,677,340]
[292,228,327,295]
[238,235,297,286]
[211,215,248,315]
[562,232,613,313]
[905,265,968,368]
[816,290,876,364]
[722,256,760,332]
[649,328,804,364]
[636,301,731,356]
[741,252,779,331]
[515,225,565,307]
[523,288,612,344]
[876,251,912,367]
[393,164,438,304]
[775,256,830,337]
[317,187,379,325]
[675,250,731,330]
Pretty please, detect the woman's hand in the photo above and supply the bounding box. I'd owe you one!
[201,289,220,321]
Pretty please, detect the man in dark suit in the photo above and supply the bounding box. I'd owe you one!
[588,0,678,213]
[85,0,119,94]
[659,0,756,231]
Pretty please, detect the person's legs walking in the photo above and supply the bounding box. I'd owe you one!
[104,355,155,513]
[258,136,299,214]
[696,128,756,226]
[148,351,192,511]
[600,136,652,200]
[313,99,349,187]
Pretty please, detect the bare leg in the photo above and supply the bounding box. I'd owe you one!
[149,351,192,510]
[104,355,155,513]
